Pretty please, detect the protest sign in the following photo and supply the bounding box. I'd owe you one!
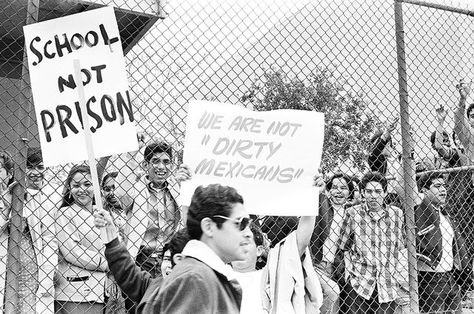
[181,100,325,216]
[23,6,138,166]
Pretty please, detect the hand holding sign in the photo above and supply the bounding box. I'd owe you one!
[176,164,192,184]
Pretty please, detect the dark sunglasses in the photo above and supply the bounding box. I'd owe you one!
[212,215,252,231]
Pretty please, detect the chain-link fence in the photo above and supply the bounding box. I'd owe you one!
[1,0,474,313]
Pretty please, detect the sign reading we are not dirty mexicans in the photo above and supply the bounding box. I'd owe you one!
[181,100,325,216]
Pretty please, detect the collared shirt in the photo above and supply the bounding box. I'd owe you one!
[141,180,179,250]
[182,240,237,281]
[339,203,405,303]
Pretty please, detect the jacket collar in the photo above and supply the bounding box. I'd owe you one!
[182,239,237,281]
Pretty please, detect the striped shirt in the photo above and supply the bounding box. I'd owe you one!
[339,203,406,303]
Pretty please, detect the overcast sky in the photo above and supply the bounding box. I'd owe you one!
[128,0,474,162]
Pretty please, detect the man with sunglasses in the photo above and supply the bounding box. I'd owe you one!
[153,184,250,313]
[96,184,247,313]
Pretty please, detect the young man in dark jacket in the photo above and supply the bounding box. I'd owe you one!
[416,172,472,313]
[153,184,250,313]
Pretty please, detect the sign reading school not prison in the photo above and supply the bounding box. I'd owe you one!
[23,6,138,166]
[181,100,325,216]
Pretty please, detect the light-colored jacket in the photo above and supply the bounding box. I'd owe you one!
[54,204,108,303]
[0,186,59,314]
[262,231,323,314]
[112,151,183,259]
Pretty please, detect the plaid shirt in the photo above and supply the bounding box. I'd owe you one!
[339,203,406,303]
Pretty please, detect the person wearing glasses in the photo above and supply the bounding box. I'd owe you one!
[0,148,59,313]
[415,172,471,314]
[96,184,247,313]
[339,171,406,314]
[152,184,251,313]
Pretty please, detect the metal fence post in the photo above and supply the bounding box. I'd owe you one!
[4,0,40,312]
[394,1,420,313]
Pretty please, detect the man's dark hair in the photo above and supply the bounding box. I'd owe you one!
[101,171,118,188]
[260,216,298,247]
[249,222,264,247]
[186,184,244,240]
[430,130,449,146]
[417,172,444,191]
[144,142,173,163]
[162,228,190,267]
[360,171,388,192]
[26,147,43,168]
[467,103,474,118]
[326,173,355,199]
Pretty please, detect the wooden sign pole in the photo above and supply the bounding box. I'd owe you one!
[73,59,108,240]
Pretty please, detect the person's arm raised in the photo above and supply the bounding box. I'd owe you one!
[94,208,153,303]
[296,171,325,256]
[454,80,474,156]
[433,106,451,159]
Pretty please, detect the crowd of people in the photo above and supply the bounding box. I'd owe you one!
[0,81,473,314]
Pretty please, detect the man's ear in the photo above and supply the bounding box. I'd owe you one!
[173,253,184,265]
[201,217,214,237]
[140,160,148,170]
[256,245,264,257]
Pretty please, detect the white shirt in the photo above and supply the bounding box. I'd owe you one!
[234,270,266,314]
[435,212,454,272]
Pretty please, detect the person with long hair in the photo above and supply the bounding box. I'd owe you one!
[54,164,108,313]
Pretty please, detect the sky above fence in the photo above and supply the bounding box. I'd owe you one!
[128,0,474,167]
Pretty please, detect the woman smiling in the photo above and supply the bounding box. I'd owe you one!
[54,165,108,314]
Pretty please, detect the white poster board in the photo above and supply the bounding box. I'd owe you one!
[23,6,138,166]
[181,100,325,216]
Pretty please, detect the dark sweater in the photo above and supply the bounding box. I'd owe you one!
[104,238,162,313]
[152,257,242,313]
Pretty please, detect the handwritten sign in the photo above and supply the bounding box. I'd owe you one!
[23,7,138,166]
[181,100,325,216]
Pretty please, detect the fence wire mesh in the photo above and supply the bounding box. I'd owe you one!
[0,0,474,313]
